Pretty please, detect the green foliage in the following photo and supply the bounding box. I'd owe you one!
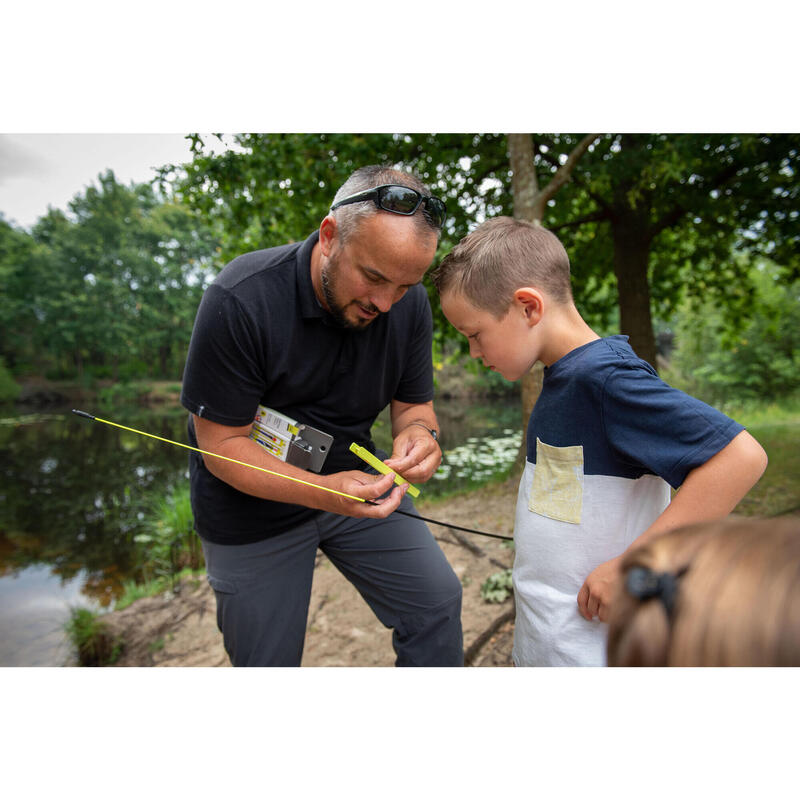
[2,171,220,383]
[114,568,203,611]
[664,259,800,406]
[480,568,514,603]
[0,357,20,403]
[65,607,123,666]
[735,418,800,518]
[97,382,149,410]
[133,482,202,589]
[168,133,800,371]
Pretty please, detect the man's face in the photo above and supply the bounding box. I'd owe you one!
[319,213,437,330]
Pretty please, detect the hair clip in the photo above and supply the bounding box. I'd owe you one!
[625,566,686,618]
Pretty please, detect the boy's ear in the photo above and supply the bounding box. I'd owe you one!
[513,287,544,326]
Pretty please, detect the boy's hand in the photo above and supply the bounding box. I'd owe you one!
[577,556,623,622]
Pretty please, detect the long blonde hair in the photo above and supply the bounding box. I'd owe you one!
[607,517,800,667]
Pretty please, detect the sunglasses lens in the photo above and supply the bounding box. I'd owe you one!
[380,186,422,214]
[425,198,447,227]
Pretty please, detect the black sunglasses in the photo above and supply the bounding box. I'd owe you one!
[330,183,447,229]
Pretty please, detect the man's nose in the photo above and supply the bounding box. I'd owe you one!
[370,286,402,313]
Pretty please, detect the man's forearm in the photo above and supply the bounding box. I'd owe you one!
[390,399,438,439]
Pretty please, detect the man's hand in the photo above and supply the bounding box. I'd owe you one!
[324,469,409,518]
[577,556,623,622]
[383,424,441,484]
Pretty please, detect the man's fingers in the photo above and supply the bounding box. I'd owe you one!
[361,484,407,517]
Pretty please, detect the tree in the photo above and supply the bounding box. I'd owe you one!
[27,171,219,381]
[169,133,800,381]
[546,134,800,367]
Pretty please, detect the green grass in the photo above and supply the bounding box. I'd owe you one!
[735,421,800,518]
[65,607,124,666]
[114,568,204,611]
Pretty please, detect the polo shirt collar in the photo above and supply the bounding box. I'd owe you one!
[296,230,324,320]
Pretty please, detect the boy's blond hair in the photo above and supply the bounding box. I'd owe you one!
[431,216,573,318]
[607,517,800,667]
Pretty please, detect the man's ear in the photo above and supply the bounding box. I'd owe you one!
[513,287,544,326]
[319,215,337,257]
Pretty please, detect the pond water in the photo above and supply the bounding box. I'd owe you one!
[0,397,522,666]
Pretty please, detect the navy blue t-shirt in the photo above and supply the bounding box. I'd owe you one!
[527,335,744,489]
[180,231,434,543]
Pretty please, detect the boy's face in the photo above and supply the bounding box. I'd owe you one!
[440,290,539,382]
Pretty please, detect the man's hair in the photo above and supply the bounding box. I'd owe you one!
[607,517,800,667]
[330,165,441,244]
[431,216,573,318]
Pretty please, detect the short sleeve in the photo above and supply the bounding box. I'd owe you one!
[392,287,434,404]
[601,366,744,489]
[180,284,267,426]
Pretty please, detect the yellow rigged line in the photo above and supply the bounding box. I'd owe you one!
[78,411,367,504]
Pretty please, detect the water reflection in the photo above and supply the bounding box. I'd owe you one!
[0,408,190,609]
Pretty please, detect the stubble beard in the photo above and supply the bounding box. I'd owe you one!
[320,255,379,330]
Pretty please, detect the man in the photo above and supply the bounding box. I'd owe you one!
[180,165,463,666]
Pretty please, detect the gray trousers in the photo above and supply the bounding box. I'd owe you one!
[200,494,464,667]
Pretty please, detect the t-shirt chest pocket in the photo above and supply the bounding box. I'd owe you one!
[528,438,584,524]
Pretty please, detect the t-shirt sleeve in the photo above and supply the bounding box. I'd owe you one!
[601,365,744,489]
[180,284,267,426]
[392,287,435,404]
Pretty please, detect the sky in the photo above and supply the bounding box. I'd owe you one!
[0,133,205,229]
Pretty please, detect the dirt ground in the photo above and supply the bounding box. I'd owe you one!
[101,478,520,668]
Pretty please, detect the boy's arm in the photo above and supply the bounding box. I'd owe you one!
[577,429,768,622]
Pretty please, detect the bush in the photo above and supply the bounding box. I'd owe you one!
[134,483,202,589]
[65,607,123,666]
[666,260,800,406]
[0,358,20,404]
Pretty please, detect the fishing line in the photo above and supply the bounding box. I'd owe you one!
[393,509,513,541]
[71,409,513,541]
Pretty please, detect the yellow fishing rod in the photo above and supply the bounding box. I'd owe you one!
[71,409,513,541]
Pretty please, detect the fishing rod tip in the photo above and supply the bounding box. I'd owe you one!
[71,409,95,420]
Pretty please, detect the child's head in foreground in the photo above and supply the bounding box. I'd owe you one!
[607,516,800,667]
[432,217,578,381]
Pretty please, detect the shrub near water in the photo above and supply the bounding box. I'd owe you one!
[66,482,204,663]
[0,358,21,404]
[65,607,123,666]
[134,482,203,589]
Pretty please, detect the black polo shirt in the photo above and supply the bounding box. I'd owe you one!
[180,230,435,544]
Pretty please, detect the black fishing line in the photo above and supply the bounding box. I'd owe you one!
[393,508,514,541]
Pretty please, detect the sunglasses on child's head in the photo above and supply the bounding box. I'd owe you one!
[330,184,447,229]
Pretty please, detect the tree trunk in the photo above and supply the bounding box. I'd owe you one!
[506,133,598,472]
[611,220,658,369]
[507,134,543,473]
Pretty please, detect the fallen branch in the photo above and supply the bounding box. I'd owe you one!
[464,602,515,666]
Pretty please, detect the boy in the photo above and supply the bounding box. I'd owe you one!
[432,217,768,666]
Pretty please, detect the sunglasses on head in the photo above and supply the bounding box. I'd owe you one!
[330,183,447,229]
